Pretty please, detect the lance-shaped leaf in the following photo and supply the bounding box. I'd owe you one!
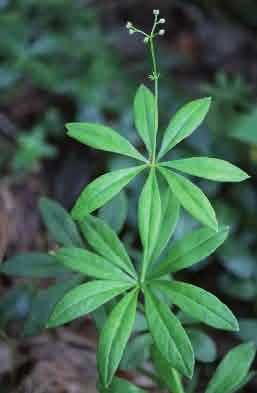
[144,287,194,378]
[150,186,180,265]
[150,226,229,278]
[205,343,256,393]
[152,280,238,331]
[71,166,145,220]
[47,280,133,327]
[138,169,161,275]
[160,157,249,182]
[39,197,83,247]
[159,167,218,231]
[152,345,185,393]
[23,275,82,336]
[66,122,147,163]
[229,372,257,393]
[2,252,68,278]
[79,215,137,279]
[97,377,148,393]
[56,247,134,282]
[134,84,155,155]
[97,289,138,387]
[158,97,211,159]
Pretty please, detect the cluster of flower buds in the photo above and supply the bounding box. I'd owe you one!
[153,9,166,36]
[126,9,166,43]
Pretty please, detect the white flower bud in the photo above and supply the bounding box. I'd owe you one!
[159,18,165,24]
[159,29,165,36]
[129,29,134,35]
[153,9,160,16]
[126,22,132,29]
[143,37,149,44]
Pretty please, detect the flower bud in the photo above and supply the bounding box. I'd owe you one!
[159,18,165,24]
[129,29,134,35]
[153,9,160,16]
[159,29,165,36]
[143,37,149,44]
[126,22,132,29]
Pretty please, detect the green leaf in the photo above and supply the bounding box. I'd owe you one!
[55,247,134,282]
[230,107,257,145]
[152,280,238,332]
[120,333,152,371]
[97,377,148,393]
[0,284,33,329]
[218,275,257,301]
[228,371,257,393]
[158,97,211,159]
[98,190,128,234]
[186,328,217,363]
[138,169,161,276]
[71,166,146,220]
[152,345,185,393]
[144,287,194,378]
[134,84,155,155]
[47,280,133,328]
[161,157,249,182]
[23,276,82,336]
[237,319,257,345]
[150,226,229,278]
[2,252,68,278]
[39,197,83,247]
[150,186,180,264]
[79,215,137,279]
[159,167,218,231]
[205,343,256,393]
[97,288,138,387]
[66,122,147,162]
[134,312,148,333]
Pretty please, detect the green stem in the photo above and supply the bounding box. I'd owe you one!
[149,19,159,163]
[137,367,160,383]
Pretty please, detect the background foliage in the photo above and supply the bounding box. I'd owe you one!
[0,0,257,392]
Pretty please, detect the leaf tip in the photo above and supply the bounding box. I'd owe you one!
[70,206,82,221]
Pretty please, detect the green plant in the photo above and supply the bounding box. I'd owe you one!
[151,342,256,393]
[2,10,255,392]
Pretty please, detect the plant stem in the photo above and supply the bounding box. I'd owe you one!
[137,367,160,383]
[149,36,158,162]
[149,16,159,163]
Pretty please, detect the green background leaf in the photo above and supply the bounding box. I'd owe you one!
[2,252,68,278]
[186,328,217,363]
[39,197,83,246]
